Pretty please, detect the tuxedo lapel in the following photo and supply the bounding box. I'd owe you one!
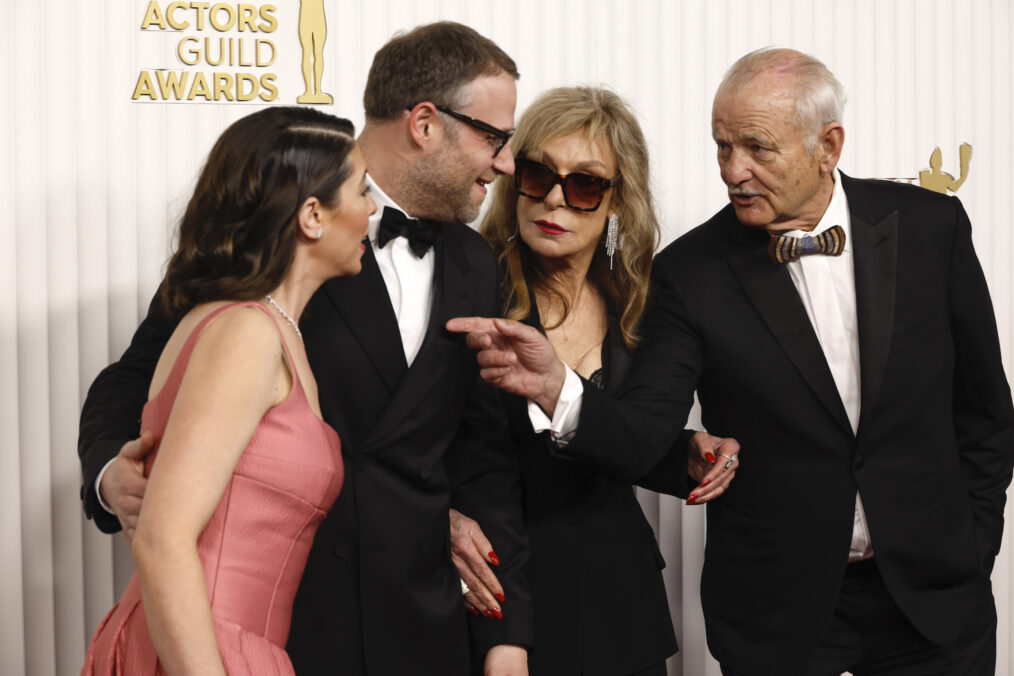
[360,228,476,451]
[848,193,898,431]
[725,220,853,436]
[321,244,408,393]
[425,226,476,352]
[604,329,631,397]
[436,227,478,325]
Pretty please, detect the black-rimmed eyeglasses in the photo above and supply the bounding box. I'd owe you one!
[408,103,513,157]
[514,158,621,212]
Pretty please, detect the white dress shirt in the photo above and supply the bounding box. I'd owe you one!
[536,169,874,561]
[97,174,436,513]
[366,175,436,366]
[781,169,872,561]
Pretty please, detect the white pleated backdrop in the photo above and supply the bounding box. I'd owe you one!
[2,1,1012,674]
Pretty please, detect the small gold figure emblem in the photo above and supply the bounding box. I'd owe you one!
[296,0,333,104]
[918,143,972,194]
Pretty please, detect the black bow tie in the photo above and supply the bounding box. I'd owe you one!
[768,224,846,264]
[377,207,438,258]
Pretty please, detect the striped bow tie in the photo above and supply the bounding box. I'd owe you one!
[768,225,846,264]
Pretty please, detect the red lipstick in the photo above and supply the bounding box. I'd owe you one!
[535,220,566,236]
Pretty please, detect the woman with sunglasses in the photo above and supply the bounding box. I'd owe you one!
[457,86,704,675]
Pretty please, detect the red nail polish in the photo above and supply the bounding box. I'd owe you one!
[495,592,506,603]
[705,452,716,463]
[688,494,698,504]
[702,480,711,487]
[492,607,503,620]
[488,551,500,566]
[484,609,497,620]
[469,606,480,616]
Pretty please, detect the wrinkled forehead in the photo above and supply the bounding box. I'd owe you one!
[712,76,798,129]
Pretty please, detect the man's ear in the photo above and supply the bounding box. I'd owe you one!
[406,103,440,150]
[819,123,845,174]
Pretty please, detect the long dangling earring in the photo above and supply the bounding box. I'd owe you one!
[605,213,619,270]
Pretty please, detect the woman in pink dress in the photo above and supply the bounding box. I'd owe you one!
[82,106,376,675]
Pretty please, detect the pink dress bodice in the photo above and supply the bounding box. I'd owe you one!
[82,302,343,675]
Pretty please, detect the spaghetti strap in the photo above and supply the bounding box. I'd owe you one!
[152,301,302,408]
[227,302,304,391]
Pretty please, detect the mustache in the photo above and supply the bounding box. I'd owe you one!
[728,186,762,197]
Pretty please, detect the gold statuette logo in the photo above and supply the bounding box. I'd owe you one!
[296,0,332,104]
[918,143,972,194]
[886,143,973,195]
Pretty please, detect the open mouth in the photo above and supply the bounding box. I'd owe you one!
[475,178,490,194]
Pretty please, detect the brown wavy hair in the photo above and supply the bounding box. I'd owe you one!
[162,107,356,316]
[363,21,519,120]
[480,87,660,349]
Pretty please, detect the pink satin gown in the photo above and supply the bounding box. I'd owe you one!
[82,302,344,675]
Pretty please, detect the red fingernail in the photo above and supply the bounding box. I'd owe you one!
[469,606,480,616]
[702,480,711,487]
[488,551,500,566]
[492,607,503,620]
[688,494,698,504]
[705,452,716,463]
[484,609,496,620]
[495,592,506,603]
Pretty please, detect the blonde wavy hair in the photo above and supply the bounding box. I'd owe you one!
[480,86,659,349]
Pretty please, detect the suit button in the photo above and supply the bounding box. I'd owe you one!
[418,463,433,480]
[333,542,350,558]
[853,456,864,470]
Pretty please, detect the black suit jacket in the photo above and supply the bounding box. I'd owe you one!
[504,308,677,676]
[78,223,533,675]
[558,174,1014,673]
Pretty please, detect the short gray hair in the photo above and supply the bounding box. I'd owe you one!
[716,47,846,154]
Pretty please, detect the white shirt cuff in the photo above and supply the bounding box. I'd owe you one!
[527,364,584,445]
[94,458,117,514]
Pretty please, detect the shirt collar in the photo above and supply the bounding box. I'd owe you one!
[367,174,413,244]
[784,168,851,250]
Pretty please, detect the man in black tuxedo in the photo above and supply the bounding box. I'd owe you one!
[450,48,1014,674]
[79,22,531,675]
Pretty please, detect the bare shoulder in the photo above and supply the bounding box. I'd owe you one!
[177,303,288,407]
[188,302,283,367]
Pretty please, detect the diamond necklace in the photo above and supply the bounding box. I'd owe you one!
[264,295,303,342]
